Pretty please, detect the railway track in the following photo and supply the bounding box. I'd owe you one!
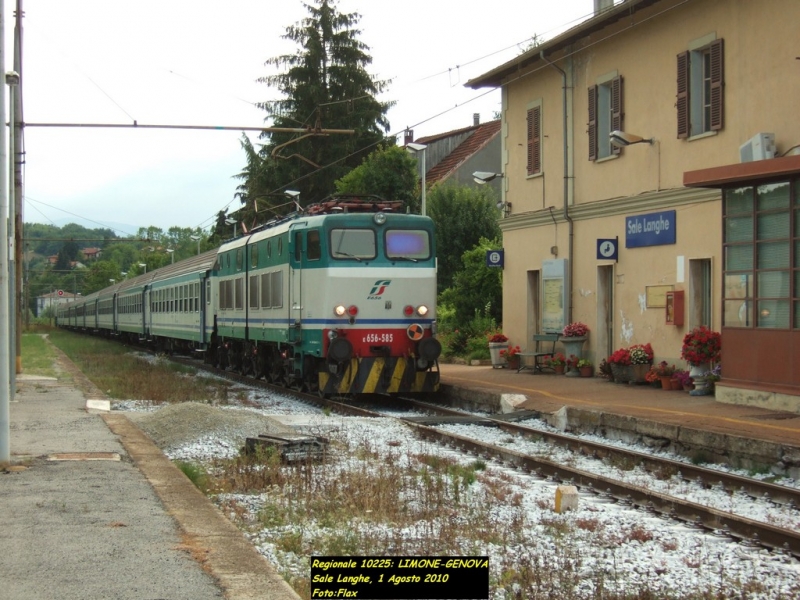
[175,356,800,560]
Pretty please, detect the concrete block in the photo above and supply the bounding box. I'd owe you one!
[86,399,111,412]
[555,485,579,513]
[499,394,529,413]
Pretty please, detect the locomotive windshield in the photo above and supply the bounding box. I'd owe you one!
[330,229,376,260]
[386,229,430,260]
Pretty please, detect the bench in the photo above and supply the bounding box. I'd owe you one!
[517,333,560,373]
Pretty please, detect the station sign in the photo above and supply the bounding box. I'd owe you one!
[625,210,676,248]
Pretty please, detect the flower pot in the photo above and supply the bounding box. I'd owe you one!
[579,366,593,377]
[630,363,650,383]
[683,384,694,392]
[609,364,631,384]
[659,376,672,390]
[507,357,520,370]
[671,378,682,390]
[688,362,711,395]
[553,365,565,375]
[489,342,506,368]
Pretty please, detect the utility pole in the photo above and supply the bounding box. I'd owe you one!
[1,6,13,462]
[12,0,22,375]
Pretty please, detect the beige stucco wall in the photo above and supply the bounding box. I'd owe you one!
[496,0,800,367]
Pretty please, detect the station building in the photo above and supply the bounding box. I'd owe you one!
[465,0,800,411]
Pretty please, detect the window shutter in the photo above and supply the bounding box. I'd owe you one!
[527,106,541,175]
[611,76,623,156]
[588,85,597,161]
[709,38,724,131]
[676,51,690,139]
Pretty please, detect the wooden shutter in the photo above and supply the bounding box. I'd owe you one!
[676,51,690,139]
[611,76,623,156]
[527,106,541,175]
[588,85,597,161]
[709,38,724,131]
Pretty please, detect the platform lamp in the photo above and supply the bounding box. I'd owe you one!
[166,248,175,264]
[406,143,427,216]
[609,130,654,148]
[138,263,147,274]
[190,235,201,256]
[472,172,511,216]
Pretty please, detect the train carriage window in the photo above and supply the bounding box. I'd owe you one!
[294,232,302,262]
[260,273,270,308]
[183,284,189,312]
[235,277,244,310]
[249,275,259,308]
[270,271,282,308]
[308,230,321,260]
[226,253,230,269]
[206,280,211,305]
[278,237,283,256]
[267,240,272,258]
[330,229,376,260]
[236,249,243,271]
[250,244,258,269]
[386,229,431,260]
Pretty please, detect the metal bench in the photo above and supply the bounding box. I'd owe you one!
[517,333,560,373]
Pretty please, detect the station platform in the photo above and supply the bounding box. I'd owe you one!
[437,363,800,472]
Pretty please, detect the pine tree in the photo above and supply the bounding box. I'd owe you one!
[234,0,392,224]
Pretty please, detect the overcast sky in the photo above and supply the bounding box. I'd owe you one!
[10,0,596,236]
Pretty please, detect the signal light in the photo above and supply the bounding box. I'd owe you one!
[347,305,358,316]
[403,305,414,316]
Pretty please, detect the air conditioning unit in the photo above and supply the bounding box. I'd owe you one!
[739,133,776,163]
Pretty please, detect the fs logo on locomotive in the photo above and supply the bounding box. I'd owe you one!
[367,280,391,299]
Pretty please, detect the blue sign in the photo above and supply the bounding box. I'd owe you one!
[625,210,676,248]
[597,238,618,261]
[486,249,504,268]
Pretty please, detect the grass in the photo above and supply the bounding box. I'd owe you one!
[21,332,60,378]
[44,329,241,404]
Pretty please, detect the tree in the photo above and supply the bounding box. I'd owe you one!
[425,183,502,293]
[82,260,122,295]
[439,237,503,327]
[235,0,393,223]
[334,145,417,206]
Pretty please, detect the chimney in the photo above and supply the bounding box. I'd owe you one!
[473,113,480,126]
[594,0,614,15]
[404,128,414,145]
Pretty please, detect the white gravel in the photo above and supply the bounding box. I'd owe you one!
[115,387,800,599]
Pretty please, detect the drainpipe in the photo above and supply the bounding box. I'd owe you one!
[540,50,574,324]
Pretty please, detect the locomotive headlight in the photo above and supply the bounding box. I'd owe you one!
[417,305,429,316]
[373,212,387,225]
[334,305,347,317]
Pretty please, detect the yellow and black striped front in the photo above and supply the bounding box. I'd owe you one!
[319,356,439,395]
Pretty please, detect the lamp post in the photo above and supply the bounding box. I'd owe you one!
[406,143,427,216]
[166,248,174,264]
[138,263,147,274]
[190,235,201,256]
[473,171,510,216]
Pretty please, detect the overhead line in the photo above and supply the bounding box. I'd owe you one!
[23,122,356,134]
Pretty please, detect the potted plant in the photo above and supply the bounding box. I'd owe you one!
[653,361,676,389]
[674,369,693,391]
[577,358,593,377]
[548,352,567,374]
[488,333,509,368]
[561,322,589,367]
[607,347,632,383]
[645,367,661,387]
[681,326,721,392]
[628,343,654,383]
[501,344,522,370]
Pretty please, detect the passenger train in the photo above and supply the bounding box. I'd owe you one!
[57,195,441,395]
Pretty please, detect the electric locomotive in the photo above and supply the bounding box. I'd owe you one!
[209,195,441,395]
